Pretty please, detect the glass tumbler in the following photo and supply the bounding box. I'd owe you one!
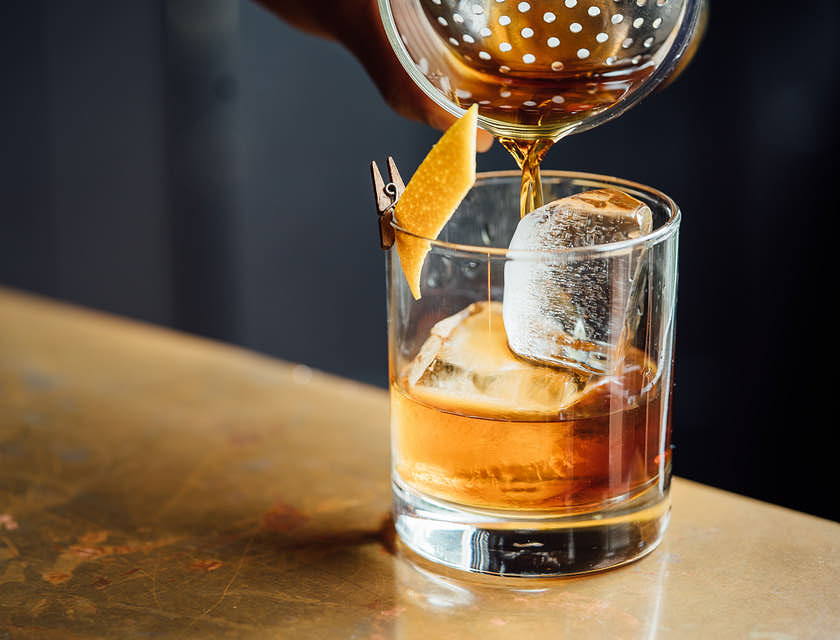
[387,170,680,576]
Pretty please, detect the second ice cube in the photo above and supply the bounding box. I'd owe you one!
[503,189,652,374]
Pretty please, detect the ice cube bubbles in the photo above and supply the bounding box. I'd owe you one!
[504,188,653,374]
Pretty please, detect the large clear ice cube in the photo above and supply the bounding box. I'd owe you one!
[503,189,652,374]
[406,301,586,417]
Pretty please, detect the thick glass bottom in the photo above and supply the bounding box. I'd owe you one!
[392,474,671,577]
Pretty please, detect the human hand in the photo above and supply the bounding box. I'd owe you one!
[255,0,495,151]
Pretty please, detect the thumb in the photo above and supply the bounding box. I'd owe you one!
[428,107,494,153]
[476,128,494,153]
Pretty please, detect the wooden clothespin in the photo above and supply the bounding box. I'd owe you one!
[370,157,405,250]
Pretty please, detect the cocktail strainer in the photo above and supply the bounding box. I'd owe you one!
[379,0,707,140]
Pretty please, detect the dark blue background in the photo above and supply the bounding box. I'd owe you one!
[2,1,837,520]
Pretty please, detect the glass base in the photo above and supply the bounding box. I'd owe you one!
[392,475,671,577]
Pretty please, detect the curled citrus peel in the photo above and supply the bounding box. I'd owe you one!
[394,104,478,299]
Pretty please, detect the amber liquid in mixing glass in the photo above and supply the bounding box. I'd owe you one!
[412,20,656,214]
[454,60,654,216]
[391,303,670,512]
[401,0,669,215]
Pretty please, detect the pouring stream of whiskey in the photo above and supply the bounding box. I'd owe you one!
[498,137,556,217]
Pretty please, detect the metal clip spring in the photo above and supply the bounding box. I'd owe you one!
[370,157,405,250]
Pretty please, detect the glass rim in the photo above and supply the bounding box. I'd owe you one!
[391,169,681,258]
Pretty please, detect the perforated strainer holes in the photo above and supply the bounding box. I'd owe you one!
[419,0,683,73]
[410,0,686,112]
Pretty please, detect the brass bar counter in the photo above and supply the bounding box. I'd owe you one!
[1,287,837,638]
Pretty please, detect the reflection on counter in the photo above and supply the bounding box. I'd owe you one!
[391,539,669,639]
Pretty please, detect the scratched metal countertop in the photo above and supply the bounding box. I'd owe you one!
[1,286,838,639]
